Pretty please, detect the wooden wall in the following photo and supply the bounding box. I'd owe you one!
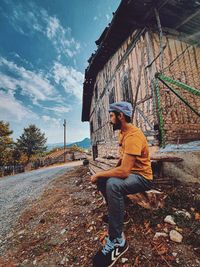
[89,29,200,159]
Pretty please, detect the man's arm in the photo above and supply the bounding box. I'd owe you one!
[116,158,122,167]
[90,153,136,183]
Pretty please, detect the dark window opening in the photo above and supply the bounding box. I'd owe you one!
[98,110,102,128]
[92,145,98,160]
[90,121,93,134]
[121,73,132,103]
[109,87,115,104]
[94,85,98,100]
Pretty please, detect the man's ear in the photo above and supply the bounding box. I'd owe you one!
[118,112,124,120]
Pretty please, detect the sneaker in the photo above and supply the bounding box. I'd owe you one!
[102,212,130,225]
[93,237,129,267]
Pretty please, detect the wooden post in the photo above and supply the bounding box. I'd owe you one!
[63,119,66,163]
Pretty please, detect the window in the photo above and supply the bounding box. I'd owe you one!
[121,73,132,103]
[90,121,93,134]
[94,85,98,100]
[97,109,102,128]
[109,87,115,104]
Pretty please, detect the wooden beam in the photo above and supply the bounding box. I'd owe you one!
[175,9,200,30]
[136,95,152,105]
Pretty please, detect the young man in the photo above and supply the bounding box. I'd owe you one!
[91,101,153,267]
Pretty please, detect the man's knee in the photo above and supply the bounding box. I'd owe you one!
[106,177,121,193]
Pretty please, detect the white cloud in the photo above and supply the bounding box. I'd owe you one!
[46,17,80,58]
[0,57,57,102]
[2,1,80,58]
[0,90,38,122]
[44,105,71,114]
[46,17,60,39]
[52,62,84,100]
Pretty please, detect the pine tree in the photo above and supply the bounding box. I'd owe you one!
[17,124,47,163]
[0,121,13,166]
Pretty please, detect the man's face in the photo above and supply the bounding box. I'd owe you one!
[109,112,122,131]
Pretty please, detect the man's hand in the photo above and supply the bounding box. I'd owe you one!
[90,174,99,184]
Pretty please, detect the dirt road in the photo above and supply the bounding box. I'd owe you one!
[0,161,82,241]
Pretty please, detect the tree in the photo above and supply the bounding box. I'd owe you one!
[16,124,47,163]
[0,121,13,166]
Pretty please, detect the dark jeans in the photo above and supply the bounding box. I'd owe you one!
[97,173,153,240]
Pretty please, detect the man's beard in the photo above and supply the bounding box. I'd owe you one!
[111,117,122,131]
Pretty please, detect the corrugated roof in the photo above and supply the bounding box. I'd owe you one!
[82,0,200,122]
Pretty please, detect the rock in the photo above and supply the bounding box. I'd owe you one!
[60,256,69,265]
[175,227,183,233]
[18,230,25,235]
[39,218,45,224]
[153,232,168,239]
[121,258,128,263]
[172,252,177,257]
[175,210,191,219]
[60,229,66,235]
[75,178,82,186]
[164,215,176,225]
[33,259,37,265]
[163,227,169,233]
[169,230,183,243]
[22,259,29,264]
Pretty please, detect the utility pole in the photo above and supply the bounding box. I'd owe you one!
[63,119,66,163]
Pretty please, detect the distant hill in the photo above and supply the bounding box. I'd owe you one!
[47,138,91,151]
[67,137,91,149]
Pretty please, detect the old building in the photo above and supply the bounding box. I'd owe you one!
[82,0,200,160]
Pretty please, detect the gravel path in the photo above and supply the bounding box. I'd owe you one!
[0,161,82,241]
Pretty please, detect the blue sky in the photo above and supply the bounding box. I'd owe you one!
[0,0,120,143]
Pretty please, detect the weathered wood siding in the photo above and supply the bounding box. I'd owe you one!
[151,32,200,143]
[89,29,200,159]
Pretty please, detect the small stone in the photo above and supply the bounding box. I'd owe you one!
[121,257,128,263]
[22,259,29,264]
[175,210,191,219]
[175,227,183,233]
[75,179,82,186]
[60,229,66,235]
[169,230,183,243]
[172,252,177,257]
[164,215,176,225]
[33,259,37,265]
[163,227,169,233]
[18,230,25,235]
[60,257,66,265]
[94,237,98,241]
[153,232,168,239]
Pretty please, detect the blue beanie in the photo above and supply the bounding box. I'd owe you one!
[109,101,133,118]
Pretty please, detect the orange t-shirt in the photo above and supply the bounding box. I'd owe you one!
[119,125,153,180]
